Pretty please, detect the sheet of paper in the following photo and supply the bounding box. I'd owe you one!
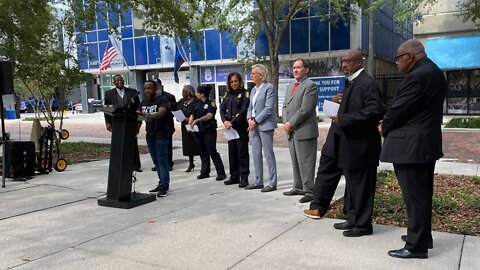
[172,110,186,122]
[323,100,340,117]
[223,128,240,141]
[185,125,199,132]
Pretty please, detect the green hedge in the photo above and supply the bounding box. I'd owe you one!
[445,117,480,128]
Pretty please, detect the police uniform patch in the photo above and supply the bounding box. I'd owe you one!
[211,101,216,107]
[203,104,208,109]
[237,93,242,99]
[246,91,250,98]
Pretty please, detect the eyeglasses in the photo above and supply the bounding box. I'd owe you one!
[395,52,410,61]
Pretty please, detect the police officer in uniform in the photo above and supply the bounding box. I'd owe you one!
[220,72,250,188]
[189,85,227,181]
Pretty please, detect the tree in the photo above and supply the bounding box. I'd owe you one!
[0,0,88,132]
[458,0,480,28]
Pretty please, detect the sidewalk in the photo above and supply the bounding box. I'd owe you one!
[0,113,479,269]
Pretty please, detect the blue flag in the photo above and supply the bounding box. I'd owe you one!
[173,48,185,84]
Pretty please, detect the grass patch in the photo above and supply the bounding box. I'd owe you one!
[326,171,480,236]
[56,141,149,164]
[445,117,480,128]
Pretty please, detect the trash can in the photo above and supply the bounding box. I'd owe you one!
[6,110,16,119]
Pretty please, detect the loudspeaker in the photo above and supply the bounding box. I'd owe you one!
[0,61,14,95]
[4,141,36,178]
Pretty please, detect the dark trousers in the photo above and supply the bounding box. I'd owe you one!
[394,162,435,253]
[168,132,174,167]
[344,166,377,229]
[133,138,141,170]
[227,129,249,182]
[195,132,225,176]
[309,154,345,216]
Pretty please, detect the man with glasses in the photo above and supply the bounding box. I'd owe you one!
[382,39,447,259]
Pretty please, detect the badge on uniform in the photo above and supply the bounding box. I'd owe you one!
[211,101,216,108]
[204,104,208,109]
[246,91,250,98]
[237,93,242,99]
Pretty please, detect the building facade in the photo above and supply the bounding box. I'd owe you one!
[75,2,412,116]
[414,1,480,115]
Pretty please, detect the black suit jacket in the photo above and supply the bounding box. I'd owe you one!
[104,87,140,125]
[380,58,447,163]
[335,70,384,169]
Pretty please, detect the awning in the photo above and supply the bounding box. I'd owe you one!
[425,35,480,70]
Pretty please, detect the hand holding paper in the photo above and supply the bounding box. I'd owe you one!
[323,100,340,117]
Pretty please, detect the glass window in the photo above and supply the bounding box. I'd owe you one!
[134,37,148,65]
[191,36,205,61]
[121,26,133,38]
[310,17,328,52]
[205,30,220,60]
[291,18,308,54]
[98,30,108,42]
[87,31,97,42]
[255,30,269,57]
[221,32,237,59]
[87,43,99,68]
[121,39,135,66]
[278,22,290,55]
[447,70,469,98]
[331,20,350,50]
[148,36,161,64]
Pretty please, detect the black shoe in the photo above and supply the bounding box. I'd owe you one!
[261,185,277,192]
[197,173,210,179]
[343,227,373,237]
[133,167,143,172]
[151,166,157,171]
[401,235,433,249]
[216,174,227,181]
[185,164,195,172]
[244,184,264,190]
[388,248,428,259]
[149,185,161,193]
[283,189,306,196]
[157,188,168,197]
[238,182,249,188]
[299,195,313,203]
[333,221,354,230]
[224,178,240,185]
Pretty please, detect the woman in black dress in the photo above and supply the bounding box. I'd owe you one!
[178,85,200,172]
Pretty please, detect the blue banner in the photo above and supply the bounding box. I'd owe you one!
[312,76,346,111]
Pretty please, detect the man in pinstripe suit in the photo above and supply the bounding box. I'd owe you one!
[330,50,384,237]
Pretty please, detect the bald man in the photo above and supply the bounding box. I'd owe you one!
[381,39,447,259]
[330,50,384,237]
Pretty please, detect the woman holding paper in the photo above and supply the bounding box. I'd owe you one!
[245,64,278,193]
[189,85,226,181]
[220,72,250,188]
[177,85,200,172]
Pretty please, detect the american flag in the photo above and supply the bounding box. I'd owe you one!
[99,41,118,74]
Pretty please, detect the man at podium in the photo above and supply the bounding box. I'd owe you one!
[138,80,171,197]
[104,74,142,172]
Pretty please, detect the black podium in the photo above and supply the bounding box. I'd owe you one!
[97,107,155,208]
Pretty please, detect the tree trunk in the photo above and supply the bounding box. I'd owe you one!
[269,55,280,119]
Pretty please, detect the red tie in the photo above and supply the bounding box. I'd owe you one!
[292,82,299,94]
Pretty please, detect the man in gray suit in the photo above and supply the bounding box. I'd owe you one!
[282,58,319,203]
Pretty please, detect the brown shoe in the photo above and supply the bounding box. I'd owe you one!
[303,209,322,219]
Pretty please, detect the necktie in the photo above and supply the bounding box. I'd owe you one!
[292,82,299,94]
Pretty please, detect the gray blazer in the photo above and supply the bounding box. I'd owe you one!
[247,82,278,132]
[282,77,319,140]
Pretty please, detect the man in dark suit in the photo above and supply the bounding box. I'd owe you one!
[104,74,142,172]
[282,58,319,203]
[382,39,447,259]
[331,50,384,237]
[153,79,176,171]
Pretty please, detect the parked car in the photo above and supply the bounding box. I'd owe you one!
[20,99,68,113]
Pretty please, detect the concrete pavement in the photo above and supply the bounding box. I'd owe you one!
[0,113,479,269]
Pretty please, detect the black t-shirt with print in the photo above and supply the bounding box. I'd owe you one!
[140,95,169,140]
